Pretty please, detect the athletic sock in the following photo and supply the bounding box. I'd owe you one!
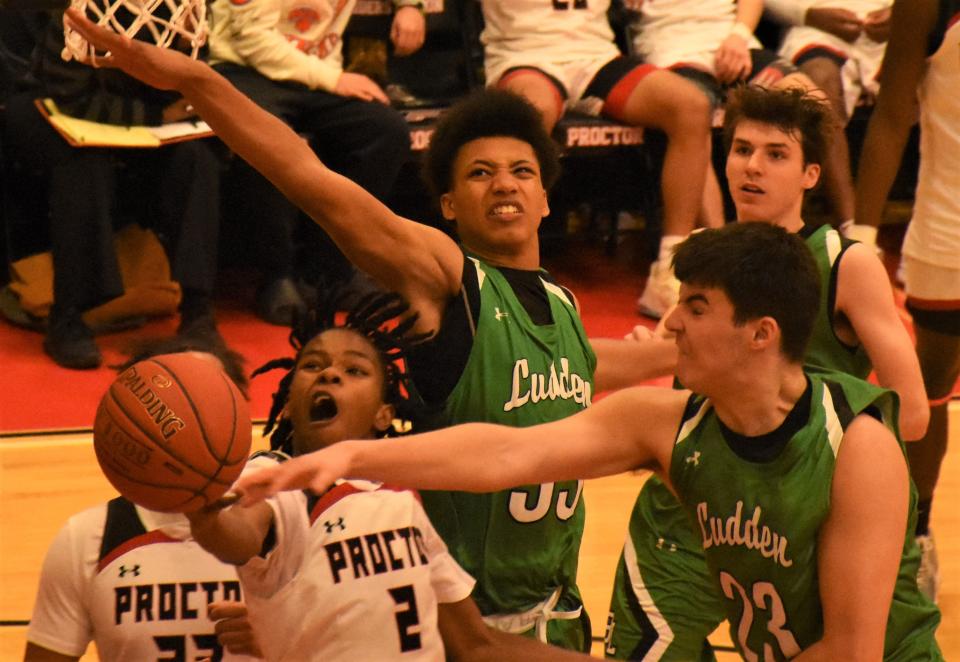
[658,235,685,264]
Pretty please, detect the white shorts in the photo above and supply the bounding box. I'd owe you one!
[779,25,887,117]
[486,55,616,116]
[902,255,960,303]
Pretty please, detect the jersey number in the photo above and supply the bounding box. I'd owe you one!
[719,571,800,661]
[553,0,588,8]
[154,634,222,662]
[389,585,423,652]
[509,480,583,523]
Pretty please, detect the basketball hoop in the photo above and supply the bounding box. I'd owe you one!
[62,0,208,62]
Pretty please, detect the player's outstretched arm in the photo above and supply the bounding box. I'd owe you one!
[854,0,936,229]
[591,336,677,392]
[795,414,909,660]
[186,500,275,566]
[438,598,592,661]
[836,245,929,440]
[235,387,686,504]
[63,10,462,331]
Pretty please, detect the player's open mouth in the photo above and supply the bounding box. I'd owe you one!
[741,183,764,194]
[310,393,338,422]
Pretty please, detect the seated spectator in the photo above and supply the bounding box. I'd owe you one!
[208,0,424,325]
[627,0,826,234]
[2,10,222,369]
[766,0,892,239]
[480,0,714,319]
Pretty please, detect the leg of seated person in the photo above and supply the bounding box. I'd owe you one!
[796,57,856,230]
[603,69,712,318]
[147,140,222,338]
[495,68,566,133]
[3,94,120,368]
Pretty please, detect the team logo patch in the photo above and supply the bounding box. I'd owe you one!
[324,517,346,533]
[118,564,141,577]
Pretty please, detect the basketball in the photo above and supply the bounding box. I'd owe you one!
[93,353,252,513]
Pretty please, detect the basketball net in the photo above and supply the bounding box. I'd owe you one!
[62,0,208,62]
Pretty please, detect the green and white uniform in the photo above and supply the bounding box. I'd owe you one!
[671,370,941,660]
[801,224,871,379]
[604,227,916,660]
[421,255,596,649]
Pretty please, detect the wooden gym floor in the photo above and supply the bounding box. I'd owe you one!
[2,404,958,659]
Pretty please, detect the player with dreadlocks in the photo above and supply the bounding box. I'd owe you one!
[188,292,593,661]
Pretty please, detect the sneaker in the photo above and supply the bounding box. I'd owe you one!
[916,533,940,602]
[43,308,102,370]
[637,259,680,320]
[256,277,307,327]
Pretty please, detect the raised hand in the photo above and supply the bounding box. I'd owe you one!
[63,8,202,91]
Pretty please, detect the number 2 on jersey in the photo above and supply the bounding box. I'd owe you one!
[389,585,423,652]
[719,571,800,661]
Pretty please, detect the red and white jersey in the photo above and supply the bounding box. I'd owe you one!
[209,0,358,91]
[906,7,960,274]
[27,498,259,661]
[631,0,761,71]
[238,458,475,661]
[480,0,621,68]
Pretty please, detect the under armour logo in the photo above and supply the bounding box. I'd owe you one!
[494,307,509,321]
[655,538,678,552]
[324,517,346,533]
[686,451,701,467]
[119,565,141,578]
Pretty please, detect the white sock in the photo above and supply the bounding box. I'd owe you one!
[658,235,685,263]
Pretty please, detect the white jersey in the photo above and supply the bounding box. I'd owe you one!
[765,0,890,25]
[631,0,761,71]
[481,0,620,69]
[904,7,960,280]
[27,498,259,661]
[238,456,475,661]
[209,0,358,91]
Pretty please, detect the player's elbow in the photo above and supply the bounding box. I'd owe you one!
[900,400,931,442]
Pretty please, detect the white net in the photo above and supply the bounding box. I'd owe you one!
[62,0,208,62]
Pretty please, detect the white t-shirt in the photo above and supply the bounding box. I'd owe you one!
[238,456,475,661]
[209,0,358,91]
[27,499,259,661]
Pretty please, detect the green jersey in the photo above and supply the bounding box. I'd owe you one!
[670,370,941,660]
[423,256,596,621]
[801,224,871,378]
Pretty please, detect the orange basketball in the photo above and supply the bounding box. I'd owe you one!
[93,353,252,513]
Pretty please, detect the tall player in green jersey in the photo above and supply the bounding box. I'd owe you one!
[237,221,943,660]
[63,13,677,651]
[606,85,930,660]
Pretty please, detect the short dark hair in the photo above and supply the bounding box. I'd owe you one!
[673,223,820,363]
[723,85,833,166]
[422,88,561,198]
[253,292,431,454]
[117,336,249,398]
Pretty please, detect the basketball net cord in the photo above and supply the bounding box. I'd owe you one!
[62,0,208,62]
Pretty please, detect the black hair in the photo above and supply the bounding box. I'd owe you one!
[253,291,431,454]
[673,222,820,363]
[116,335,249,398]
[422,88,561,199]
[723,85,833,166]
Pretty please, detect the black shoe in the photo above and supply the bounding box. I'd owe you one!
[177,309,225,345]
[256,277,307,326]
[44,309,102,369]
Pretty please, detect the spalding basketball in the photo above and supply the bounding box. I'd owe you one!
[93,352,252,513]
